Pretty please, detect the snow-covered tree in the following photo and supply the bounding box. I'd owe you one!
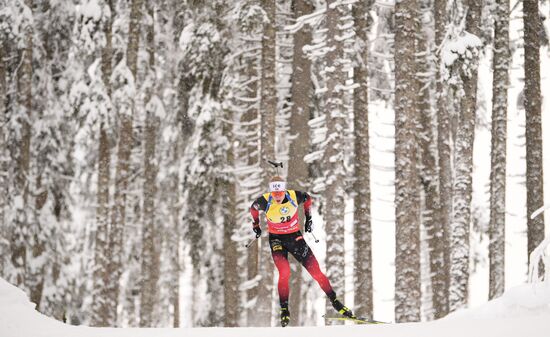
[0,35,6,276]
[108,0,143,326]
[220,76,239,326]
[353,0,374,321]
[368,2,394,103]
[155,1,186,328]
[181,98,228,326]
[179,2,230,326]
[71,0,116,326]
[287,0,314,325]
[139,0,162,327]
[322,0,352,320]
[488,0,509,300]
[433,0,450,320]
[415,0,443,321]
[523,0,545,276]
[0,0,548,329]
[256,0,277,326]
[9,0,34,291]
[447,0,482,312]
[229,0,266,326]
[394,0,421,323]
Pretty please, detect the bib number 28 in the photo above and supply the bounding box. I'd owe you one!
[280,216,291,223]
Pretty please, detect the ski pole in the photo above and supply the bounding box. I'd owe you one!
[310,232,319,243]
[245,235,259,248]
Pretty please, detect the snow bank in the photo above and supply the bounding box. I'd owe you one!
[0,277,35,310]
[446,282,550,320]
[0,278,68,335]
[1,277,549,337]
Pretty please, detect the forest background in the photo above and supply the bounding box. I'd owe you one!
[0,0,549,328]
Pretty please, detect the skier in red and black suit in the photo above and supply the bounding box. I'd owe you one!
[250,175,354,327]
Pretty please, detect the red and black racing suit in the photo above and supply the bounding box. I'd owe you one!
[250,191,337,308]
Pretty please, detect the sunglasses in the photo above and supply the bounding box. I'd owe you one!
[271,191,285,198]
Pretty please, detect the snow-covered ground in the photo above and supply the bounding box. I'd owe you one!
[1,277,549,337]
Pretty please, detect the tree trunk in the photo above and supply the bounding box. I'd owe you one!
[12,0,34,288]
[353,0,373,321]
[223,154,239,326]
[433,0,450,319]
[169,140,181,328]
[221,66,239,325]
[323,0,347,321]
[489,0,509,300]
[244,48,262,327]
[92,123,113,326]
[416,0,443,321]
[170,236,180,328]
[109,0,143,325]
[91,0,113,326]
[101,0,114,97]
[140,93,160,317]
[0,40,4,113]
[394,0,421,323]
[29,218,45,311]
[140,1,160,327]
[287,0,314,325]
[288,0,313,190]
[257,0,278,326]
[29,8,48,300]
[18,0,33,207]
[0,40,6,276]
[449,0,481,312]
[523,0,545,277]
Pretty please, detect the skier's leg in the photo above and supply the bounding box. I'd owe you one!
[288,234,334,296]
[290,234,355,318]
[270,237,291,308]
[302,253,335,296]
[270,236,292,326]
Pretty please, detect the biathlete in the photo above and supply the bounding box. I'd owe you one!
[250,175,354,327]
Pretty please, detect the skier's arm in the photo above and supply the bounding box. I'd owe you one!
[295,191,313,232]
[250,197,267,237]
[250,197,268,226]
[295,191,312,218]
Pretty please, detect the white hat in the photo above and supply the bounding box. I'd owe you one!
[269,181,286,192]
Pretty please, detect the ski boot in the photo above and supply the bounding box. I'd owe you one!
[280,307,290,327]
[330,297,355,319]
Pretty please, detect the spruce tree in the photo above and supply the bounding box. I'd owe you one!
[489,0,510,300]
[523,0,545,276]
[394,0,421,323]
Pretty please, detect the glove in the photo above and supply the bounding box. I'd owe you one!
[304,215,313,233]
[253,225,262,238]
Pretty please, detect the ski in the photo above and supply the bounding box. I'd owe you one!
[323,315,388,324]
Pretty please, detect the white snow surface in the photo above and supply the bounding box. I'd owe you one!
[1,277,549,337]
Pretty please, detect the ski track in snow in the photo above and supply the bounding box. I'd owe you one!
[1,278,549,337]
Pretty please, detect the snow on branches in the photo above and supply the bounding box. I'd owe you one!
[441,28,482,86]
[442,31,482,72]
